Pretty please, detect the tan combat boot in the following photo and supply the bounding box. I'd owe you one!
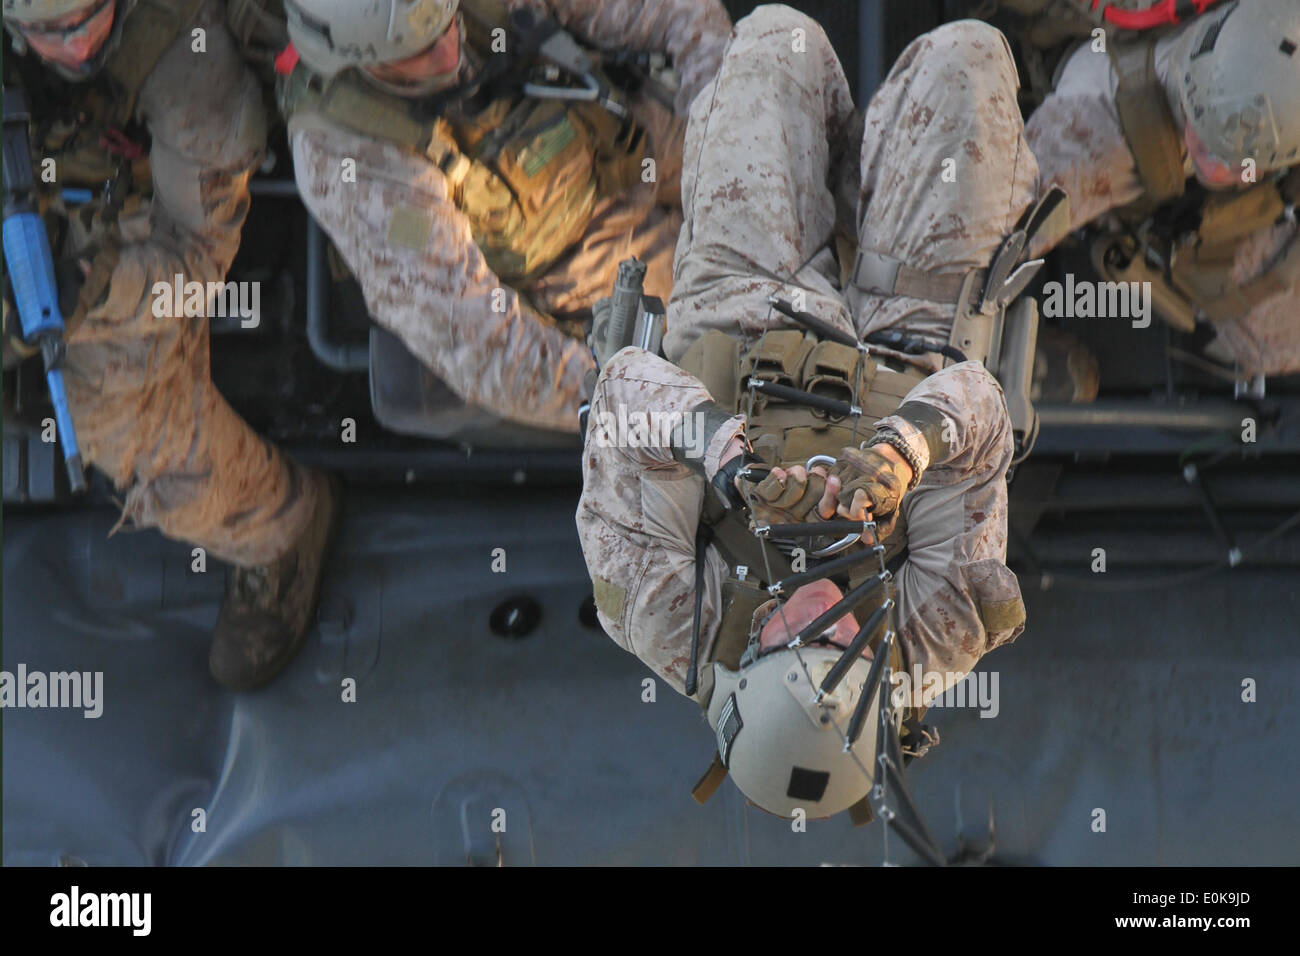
[209,470,342,691]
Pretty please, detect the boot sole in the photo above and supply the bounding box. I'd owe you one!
[217,474,345,693]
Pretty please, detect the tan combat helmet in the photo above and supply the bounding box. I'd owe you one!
[705,646,897,819]
[1,0,100,22]
[1173,0,1300,174]
[285,0,458,77]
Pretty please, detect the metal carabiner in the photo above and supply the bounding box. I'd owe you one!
[804,455,863,558]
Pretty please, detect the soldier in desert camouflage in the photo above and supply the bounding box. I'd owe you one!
[1022,0,1300,382]
[2,0,337,690]
[576,6,1041,818]
[278,0,732,433]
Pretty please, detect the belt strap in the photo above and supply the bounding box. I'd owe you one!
[852,249,985,305]
[1110,39,1186,206]
[691,753,728,805]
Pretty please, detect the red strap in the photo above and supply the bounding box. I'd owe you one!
[98,127,144,160]
[274,42,300,76]
[1103,0,1225,30]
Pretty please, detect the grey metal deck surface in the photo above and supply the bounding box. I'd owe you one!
[3,488,1298,865]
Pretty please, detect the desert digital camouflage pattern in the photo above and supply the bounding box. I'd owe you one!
[61,0,320,566]
[578,349,1026,706]
[667,9,1039,376]
[1025,29,1300,378]
[578,8,1030,706]
[289,0,732,433]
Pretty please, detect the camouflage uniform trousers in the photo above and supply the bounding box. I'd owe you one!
[578,7,1031,704]
[667,6,1039,376]
[62,3,319,567]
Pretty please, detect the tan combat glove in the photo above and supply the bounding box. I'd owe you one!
[747,464,828,526]
[827,445,911,538]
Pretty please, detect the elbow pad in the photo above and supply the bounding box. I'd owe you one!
[670,399,744,478]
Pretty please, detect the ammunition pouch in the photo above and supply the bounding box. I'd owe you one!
[682,329,742,415]
[684,328,928,447]
[739,329,812,392]
[800,339,874,417]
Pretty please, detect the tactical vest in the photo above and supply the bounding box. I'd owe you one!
[680,328,925,581]
[677,329,924,713]
[275,0,648,287]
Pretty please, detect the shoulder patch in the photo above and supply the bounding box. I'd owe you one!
[979,596,1027,634]
[386,205,434,251]
[592,575,627,625]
